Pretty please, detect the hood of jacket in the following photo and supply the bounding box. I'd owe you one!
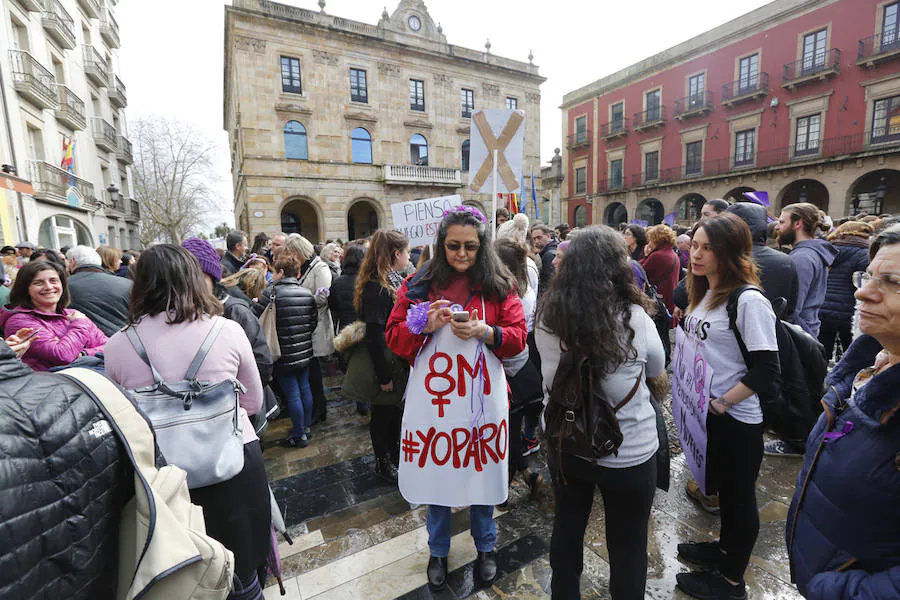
[726,202,769,245]
[792,238,839,267]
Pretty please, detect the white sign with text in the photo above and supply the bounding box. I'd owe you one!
[391,194,462,247]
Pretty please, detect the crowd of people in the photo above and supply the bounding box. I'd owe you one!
[0,198,898,600]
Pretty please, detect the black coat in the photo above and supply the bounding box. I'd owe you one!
[538,239,558,296]
[329,269,360,332]
[0,341,133,599]
[220,251,244,278]
[219,285,273,385]
[820,239,869,329]
[254,278,317,370]
[67,265,133,337]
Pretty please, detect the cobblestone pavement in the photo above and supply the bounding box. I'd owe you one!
[262,377,804,599]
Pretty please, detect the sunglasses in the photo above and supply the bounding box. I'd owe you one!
[445,241,480,253]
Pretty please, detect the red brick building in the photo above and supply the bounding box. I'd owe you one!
[561,0,900,228]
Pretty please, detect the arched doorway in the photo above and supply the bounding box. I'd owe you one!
[777,179,829,212]
[38,214,93,249]
[675,193,706,224]
[636,198,664,225]
[604,202,628,227]
[347,199,379,240]
[847,169,900,216]
[574,205,588,228]
[725,186,755,203]
[281,197,320,240]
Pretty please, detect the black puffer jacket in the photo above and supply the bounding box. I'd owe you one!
[329,268,360,332]
[819,238,869,329]
[0,341,133,599]
[254,278,317,370]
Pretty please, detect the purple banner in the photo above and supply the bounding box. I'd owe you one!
[743,191,770,207]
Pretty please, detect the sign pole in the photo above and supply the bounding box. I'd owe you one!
[491,148,498,241]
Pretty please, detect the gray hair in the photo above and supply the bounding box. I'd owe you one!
[677,234,691,245]
[66,245,102,268]
[320,242,340,261]
[870,223,900,261]
[285,233,315,262]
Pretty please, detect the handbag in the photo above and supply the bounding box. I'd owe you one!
[259,289,281,362]
[124,318,247,489]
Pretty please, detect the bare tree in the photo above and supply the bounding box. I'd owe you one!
[132,116,218,244]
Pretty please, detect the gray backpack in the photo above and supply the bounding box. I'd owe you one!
[125,318,247,489]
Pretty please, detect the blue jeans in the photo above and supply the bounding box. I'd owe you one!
[275,367,312,439]
[426,505,496,557]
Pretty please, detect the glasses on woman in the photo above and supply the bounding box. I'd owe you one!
[445,241,480,253]
[852,271,900,295]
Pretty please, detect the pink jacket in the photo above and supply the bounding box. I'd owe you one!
[0,306,108,371]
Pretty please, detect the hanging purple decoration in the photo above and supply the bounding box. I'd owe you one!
[406,301,430,335]
[743,191,770,207]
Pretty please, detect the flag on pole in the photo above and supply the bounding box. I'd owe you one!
[663,212,677,226]
[531,170,539,220]
[519,174,527,217]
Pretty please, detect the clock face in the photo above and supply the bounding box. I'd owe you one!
[408,15,422,31]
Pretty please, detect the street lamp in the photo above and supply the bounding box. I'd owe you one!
[106,184,120,209]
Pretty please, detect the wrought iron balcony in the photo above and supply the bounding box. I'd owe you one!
[383,164,461,187]
[92,117,116,152]
[76,0,100,18]
[858,30,900,66]
[126,199,140,222]
[29,160,97,210]
[783,49,840,89]
[82,45,108,86]
[99,10,120,49]
[39,0,76,49]
[108,75,126,108]
[8,50,57,109]
[633,106,667,131]
[55,85,86,130]
[599,118,629,140]
[721,72,769,106]
[116,136,133,165]
[567,131,590,150]
[596,177,627,194]
[674,91,713,120]
[104,190,125,214]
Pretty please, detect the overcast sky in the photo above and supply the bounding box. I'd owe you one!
[116,0,772,229]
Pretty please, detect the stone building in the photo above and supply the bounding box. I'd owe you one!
[0,0,138,249]
[224,0,544,242]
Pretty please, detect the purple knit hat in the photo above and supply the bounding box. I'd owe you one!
[182,237,223,281]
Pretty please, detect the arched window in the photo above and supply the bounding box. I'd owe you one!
[351,127,372,164]
[574,205,588,227]
[410,134,428,166]
[284,121,308,160]
[461,139,470,171]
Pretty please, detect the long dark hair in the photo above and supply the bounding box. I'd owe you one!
[419,208,515,300]
[494,238,529,296]
[129,244,223,324]
[686,213,760,312]
[9,260,70,313]
[354,229,408,312]
[537,226,652,373]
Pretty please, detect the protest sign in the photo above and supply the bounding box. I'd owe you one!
[399,321,509,506]
[391,194,462,247]
[671,327,713,494]
[468,109,525,194]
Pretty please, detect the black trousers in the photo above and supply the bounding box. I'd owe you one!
[309,356,328,422]
[370,403,402,459]
[507,407,530,481]
[706,412,764,582]
[549,454,656,600]
[818,323,852,362]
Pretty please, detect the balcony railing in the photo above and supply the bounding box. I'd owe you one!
[633,106,667,131]
[722,72,769,106]
[105,191,125,213]
[108,75,126,108]
[383,164,461,187]
[39,0,76,49]
[92,117,116,152]
[858,30,900,65]
[783,49,840,88]
[127,199,140,221]
[599,118,629,140]
[76,0,100,17]
[597,178,626,194]
[99,10,120,48]
[82,45,108,86]
[567,131,590,150]
[9,50,57,109]
[29,160,97,209]
[673,91,713,119]
[116,136,133,165]
[55,85,86,130]
[18,0,40,10]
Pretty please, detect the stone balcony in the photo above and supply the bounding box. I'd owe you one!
[108,75,126,108]
[383,164,461,187]
[29,161,98,210]
[82,45,108,87]
[39,0,76,49]
[116,136,133,165]
[99,9,120,49]
[55,85,86,130]
[9,50,57,109]
[92,117,116,152]
[76,0,100,18]
[125,199,140,222]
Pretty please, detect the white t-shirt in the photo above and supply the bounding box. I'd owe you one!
[526,257,539,298]
[536,305,665,468]
[681,288,778,424]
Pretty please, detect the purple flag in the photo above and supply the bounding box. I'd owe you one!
[663,212,677,226]
[630,219,649,227]
[743,191,770,207]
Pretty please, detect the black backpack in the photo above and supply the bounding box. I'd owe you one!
[726,286,828,444]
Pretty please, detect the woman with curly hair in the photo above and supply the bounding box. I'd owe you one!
[536,226,664,600]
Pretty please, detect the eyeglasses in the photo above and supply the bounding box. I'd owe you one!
[852,271,900,295]
[445,241,480,253]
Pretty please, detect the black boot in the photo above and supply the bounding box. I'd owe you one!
[475,550,497,584]
[427,555,448,590]
[374,456,398,484]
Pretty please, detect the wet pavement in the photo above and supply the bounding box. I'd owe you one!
[262,377,805,599]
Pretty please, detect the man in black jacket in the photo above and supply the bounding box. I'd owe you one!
[532,224,558,296]
[221,229,248,277]
[66,245,133,337]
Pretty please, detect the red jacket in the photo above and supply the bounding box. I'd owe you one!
[640,246,680,314]
[386,271,527,364]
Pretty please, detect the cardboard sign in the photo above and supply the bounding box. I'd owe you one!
[391,195,462,247]
[399,324,509,506]
[671,328,713,494]
[468,109,525,194]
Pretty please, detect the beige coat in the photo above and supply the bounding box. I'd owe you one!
[300,256,335,357]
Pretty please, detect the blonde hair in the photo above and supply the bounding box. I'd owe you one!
[220,268,268,301]
[284,233,315,262]
[827,220,874,241]
[96,245,122,271]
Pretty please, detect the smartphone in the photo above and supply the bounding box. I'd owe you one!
[451,311,470,322]
[20,329,40,342]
